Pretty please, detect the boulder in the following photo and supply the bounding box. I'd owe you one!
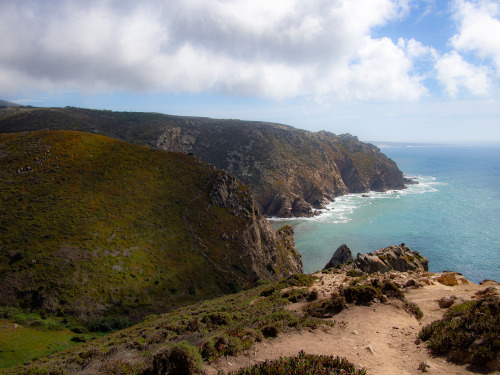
[323,244,354,269]
[437,273,459,286]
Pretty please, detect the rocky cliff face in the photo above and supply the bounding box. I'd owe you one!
[0,130,301,321]
[0,107,407,217]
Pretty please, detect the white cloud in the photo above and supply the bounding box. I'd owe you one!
[435,51,490,97]
[451,0,500,75]
[0,0,427,101]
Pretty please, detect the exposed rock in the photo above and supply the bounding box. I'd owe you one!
[436,272,469,286]
[365,345,376,356]
[0,107,408,217]
[404,279,416,288]
[323,244,354,269]
[355,244,429,274]
[418,361,431,372]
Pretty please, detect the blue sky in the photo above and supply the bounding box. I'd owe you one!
[1,0,500,143]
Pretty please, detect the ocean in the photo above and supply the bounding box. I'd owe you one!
[270,145,500,284]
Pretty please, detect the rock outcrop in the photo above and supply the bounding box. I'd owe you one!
[355,244,429,274]
[324,244,429,274]
[0,107,407,217]
[324,244,354,268]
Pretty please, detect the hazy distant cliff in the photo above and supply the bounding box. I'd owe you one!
[0,107,406,217]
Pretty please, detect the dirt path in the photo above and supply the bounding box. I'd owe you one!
[204,272,499,375]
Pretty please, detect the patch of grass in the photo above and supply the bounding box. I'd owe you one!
[346,270,362,277]
[0,319,85,369]
[2,277,328,372]
[419,298,499,367]
[224,350,366,374]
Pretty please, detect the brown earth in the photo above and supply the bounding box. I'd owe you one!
[205,271,500,375]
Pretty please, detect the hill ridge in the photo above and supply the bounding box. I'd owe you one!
[0,106,407,217]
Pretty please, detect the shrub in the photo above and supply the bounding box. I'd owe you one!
[148,341,203,375]
[261,324,279,338]
[281,288,311,303]
[418,298,499,368]
[201,312,232,326]
[88,317,130,332]
[340,285,377,305]
[404,301,423,320]
[304,293,347,318]
[346,270,362,277]
[381,281,404,300]
[283,274,316,288]
[224,350,366,374]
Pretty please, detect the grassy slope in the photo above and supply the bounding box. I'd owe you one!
[0,130,296,323]
[2,275,322,373]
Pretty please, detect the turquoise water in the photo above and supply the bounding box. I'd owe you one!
[270,145,500,283]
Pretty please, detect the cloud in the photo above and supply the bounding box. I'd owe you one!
[435,51,490,97]
[451,0,500,75]
[432,0,500,98]
[0,0,430,101]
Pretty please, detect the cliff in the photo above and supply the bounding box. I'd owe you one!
[0,130,301,321]
[0,107,407,217]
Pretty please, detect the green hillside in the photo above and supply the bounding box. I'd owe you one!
[0,131,301,322]
[0,107,407,217]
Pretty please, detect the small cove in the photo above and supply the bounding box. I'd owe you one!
[270,145,500,283]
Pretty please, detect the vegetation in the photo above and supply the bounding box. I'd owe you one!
[305,279,422,320]
[0,106,406,217]
[224,351,366,375]
[2,275,328,372]
[0,130,298,324]
[419,297,499,368]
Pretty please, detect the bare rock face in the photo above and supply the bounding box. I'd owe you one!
[0,107,407,217]
[355,244,429,274]
[323,244,354,269]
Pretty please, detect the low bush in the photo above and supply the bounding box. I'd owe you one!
[304,293,347,318]
[340,285,377,305]
[224,350,366,374]
[419,298,499,368]
[88,317,130,333]
[147,341,203,375]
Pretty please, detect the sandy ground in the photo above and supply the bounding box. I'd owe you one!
[204,271,500,375]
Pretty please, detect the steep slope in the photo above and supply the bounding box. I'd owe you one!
[0,130,301,321]
[0,107,407,217]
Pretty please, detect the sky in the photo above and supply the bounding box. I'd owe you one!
[1,0,500,144]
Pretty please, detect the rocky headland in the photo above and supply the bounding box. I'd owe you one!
[0,107,409,217]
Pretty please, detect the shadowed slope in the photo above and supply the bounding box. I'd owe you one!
[0,130,301,321]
